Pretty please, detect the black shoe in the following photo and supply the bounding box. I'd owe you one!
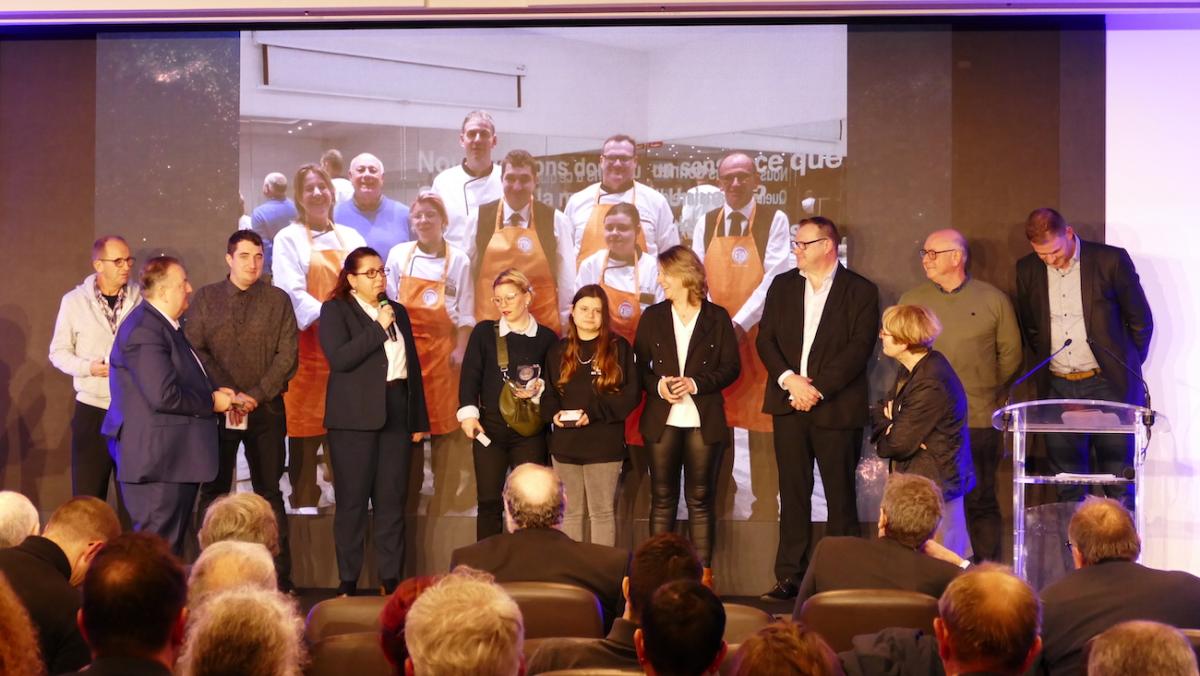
[336,581,356,597]
[380,578,398,596]
[761,580,798,601]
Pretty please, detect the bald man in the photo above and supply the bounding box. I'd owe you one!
[250,172,298,271]
[899,229,1021,562]
[333,152,411,255]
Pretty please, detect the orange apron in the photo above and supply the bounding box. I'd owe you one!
[398,244,459,436]
[577,187,647,270]
[474,204,562,335]
[598,251,646,445]
[706,206,772,432]
[283,226,348,437]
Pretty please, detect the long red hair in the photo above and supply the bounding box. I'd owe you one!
[558,284,623,394]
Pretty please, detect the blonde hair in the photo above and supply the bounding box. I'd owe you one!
[198,492,279,556]
[657,245,708,305]
[882,304,942,352]
[405,567,524,676]
[492,268,533,296]
[178,587,306,676]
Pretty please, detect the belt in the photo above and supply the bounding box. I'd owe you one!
[386,378,408,388]
[1053,368,1101,382]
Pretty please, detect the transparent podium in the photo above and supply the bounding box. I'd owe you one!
[992,399,1156,581]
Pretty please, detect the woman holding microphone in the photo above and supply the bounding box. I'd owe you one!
[633,246,740,584]
[320,246,429,596]
[541,285,640,545]
[458,268,557,540]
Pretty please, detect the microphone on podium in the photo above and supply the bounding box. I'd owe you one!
[376,292,399,342]
[1086,337,1154,427]
[1002,339,1073,430]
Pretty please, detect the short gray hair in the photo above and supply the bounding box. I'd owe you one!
[1088,620,1199,676]
[1068,497,1140,565]
[880,473,944,548]
[503,463,564,530]
[198,492,279,555]
[0,491,39,548]
[188,541,276,609]
[178,587,306,676]
[405,567,523,676]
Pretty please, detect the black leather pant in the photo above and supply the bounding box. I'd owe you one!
[647,426,721,566]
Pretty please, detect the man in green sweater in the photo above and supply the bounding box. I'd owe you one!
[899,228,1021,562]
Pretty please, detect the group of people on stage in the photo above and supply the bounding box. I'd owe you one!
[49,105,1152,598]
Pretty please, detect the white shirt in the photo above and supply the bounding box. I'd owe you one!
[431,163,503,255]
[691,204,794,331]
[1046,233,1100,374]
[679,183,725,243]
[665,305,702,428]
[575,249,663,310]
[351,291,408,381]
[271,223,366,330]
[778,264,839,389]
[563,181,679,260]
[384,241,475,328]
[332,177,354,206]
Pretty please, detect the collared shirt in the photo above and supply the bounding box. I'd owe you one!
[799,264,838,379]
[92,279,128,333]
[351,292,408,381]
[664,305,701,428]
[498,315,539,338]
[384,241,475,328]
[691,205,794,331]
[1046,234,1100,374]
[501,201,532,226]
[722,200,755,236]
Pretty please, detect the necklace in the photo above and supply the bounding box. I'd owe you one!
[577,353,594,365]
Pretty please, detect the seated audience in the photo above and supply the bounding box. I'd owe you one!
[177,587,306,676]
[1039,497,1200,676]
[528,533,703,674]
[729,621,843,676]
[187,540,277,608]
[1087,620,1199,676]
[197,492,286,589]
[67,532,187,676]
[0,571,44,676]
[0,496,120,673]
[0,490,40,547]
[404,567,525,676]
[792,473,963,615]
[634,579,727,676]
[379,575,441,672]
[450,463,630,630]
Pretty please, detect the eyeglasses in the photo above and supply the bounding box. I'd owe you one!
[98,257,136,268]
[919,248,957,260]
[491,291,524,307]
[791,237,827,251]
[352,267,388,280]
[602,154,636,164]
[718,172,756,185]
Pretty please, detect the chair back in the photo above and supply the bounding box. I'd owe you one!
[304,631,394,676]
[1182,628,1200,663]
[305,596,389,645]
[722,603,774,644]
[500,581,605,639]
[796,588,939,652]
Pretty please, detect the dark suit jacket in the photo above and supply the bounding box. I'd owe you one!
[633,300,740,445]
[757,266,880,428]
[1016,239,1153,405]
[0,536,91,673]
[526,617,639,674]
[101,301,217,483]
[1037,560,1200,676]
[318,295,429,433]
[450,527,630,631]
[61,656,172,675]
[791,536,962,618]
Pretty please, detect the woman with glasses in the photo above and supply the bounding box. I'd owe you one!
[872,304,974,558]
[458,268,558,540]
[319,246,429,596]
[541,285,640,545]
[634,246,740,585]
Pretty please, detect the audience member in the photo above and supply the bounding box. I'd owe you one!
[1087,620,1199,676]
[68,532,187,676]
[528,533,703,674]
[450,463,630,630]
[730,621,843,676]
[0,496,120,673]
[250,171,298,270]
[635,579,727,676]
[1039,497,1200,675]
[404,567,524,676]
[197,491,280,555]
[0,489,39,547]
[322,148,354,204]
[187,540,277,608]
[0,571,45,676]
[379,575,442,671]
[177,587,306,676]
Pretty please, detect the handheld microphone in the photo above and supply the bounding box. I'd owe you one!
[1002,339,1073,430]
[376,292,399,342]
[1086,337,1154,427]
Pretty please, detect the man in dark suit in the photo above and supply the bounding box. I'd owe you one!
[757,216,880,600]
[102,256,234,555]
[1038,497,1200,676]
[1016,208,1153,500]
[450,463,630,630]
[791,473,963,615]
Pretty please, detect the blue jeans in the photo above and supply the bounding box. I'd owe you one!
[1043,374,1133,503]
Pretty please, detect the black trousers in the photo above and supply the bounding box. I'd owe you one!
[71,401,131,528]
[119,479,199,557]
[326,380,414,585]
[196,396,292,584]
[772,412,861,585]
[473,411,548,540]
[964,426,1002,562]
[647,426,722,566]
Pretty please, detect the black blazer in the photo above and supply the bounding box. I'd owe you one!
[318,295,429,433]
[757,265,880,427]
[0,536,91,673]
[1016,239,1153,405]
[633,300,740,445]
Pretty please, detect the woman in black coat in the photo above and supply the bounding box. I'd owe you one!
[319,246,429,596]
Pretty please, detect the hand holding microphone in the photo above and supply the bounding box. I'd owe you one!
[375,292,398,341]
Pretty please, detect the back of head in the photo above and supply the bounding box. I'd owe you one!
[198,492,279,555]
[264,171,288,197]
[629,534,703,621]
[379,575,442,668]
[1068,497,1141,565]
[405,567,524,676]
[503,463,564,531]
[640,579,726,676]
[1087,620,1199,676]
[731,621,843,676]
[178,587,305,676]
[43,496,121,555]
[880,473,944,548]
[937,563,1041,675]
[81,532,186,659]
[0,571,44,676]
[188,540,277,608]
[0,490,39,548]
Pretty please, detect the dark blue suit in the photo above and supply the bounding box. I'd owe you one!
[102,300,218,554]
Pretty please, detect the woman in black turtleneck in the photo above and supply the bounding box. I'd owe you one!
[541,285,640,546]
